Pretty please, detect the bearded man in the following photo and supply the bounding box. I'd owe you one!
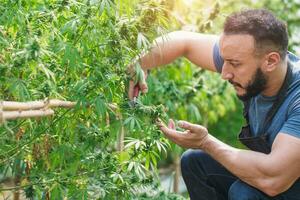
[128,9,300,200]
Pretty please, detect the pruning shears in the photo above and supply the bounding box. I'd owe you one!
[129,84,141,108]
[130,70,149,107]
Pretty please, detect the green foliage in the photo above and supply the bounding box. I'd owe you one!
[262,0,300,52]
[0,0,178,199]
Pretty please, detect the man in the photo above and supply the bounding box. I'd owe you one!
[128,9,300,199]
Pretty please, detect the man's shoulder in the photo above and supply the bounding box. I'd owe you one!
[286,63,300,112]
[288,52,300,63]
[288,53,300,96]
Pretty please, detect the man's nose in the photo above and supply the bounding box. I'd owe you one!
[221,62,234,80]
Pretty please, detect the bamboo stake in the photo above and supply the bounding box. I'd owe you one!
[117,123,125,152]
[3,100,118,112]
[116,109,124,152]
[0,101,3,124]
[2,99,76,111]
[3,109,54,120]
[0,99,118,124]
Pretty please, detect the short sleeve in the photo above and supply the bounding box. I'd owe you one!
[213,42,224,73]
[288,52,300,63]
[280,99,300,138]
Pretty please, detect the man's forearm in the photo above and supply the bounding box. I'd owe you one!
[139,31,188,70]
[201,134,283,196]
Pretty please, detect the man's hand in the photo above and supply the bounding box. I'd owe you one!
[127,62,148,100]
[156,118,209,149]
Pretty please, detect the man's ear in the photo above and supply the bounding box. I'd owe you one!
[262,52,281,72]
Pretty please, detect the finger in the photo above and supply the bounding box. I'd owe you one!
[168,119,175,130]
[128,80,135,100]
[138,70,148,94]
[143,70,148,79]
[156,119,186,142]
[139,81,148,94]
[178,120,203,132]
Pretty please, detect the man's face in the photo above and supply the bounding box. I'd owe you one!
[219,34,268,100]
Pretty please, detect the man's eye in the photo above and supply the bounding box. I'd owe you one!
[231,63,240,67]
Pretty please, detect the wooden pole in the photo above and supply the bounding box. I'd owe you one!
[3,109,55,121]
[2,99,76,111]
[0,99,77,124]
[116,111,125,152]
[0,101,3,124]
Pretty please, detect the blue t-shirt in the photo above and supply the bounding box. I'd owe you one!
[213,42,300,146]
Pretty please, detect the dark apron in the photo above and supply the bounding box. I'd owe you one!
[238,62,293,154]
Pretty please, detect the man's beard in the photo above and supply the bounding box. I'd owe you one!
[229,68,268,101]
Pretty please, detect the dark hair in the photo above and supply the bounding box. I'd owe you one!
[224,9,288,59]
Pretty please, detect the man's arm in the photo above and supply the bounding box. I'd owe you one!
[157,120,300,197]
[202,133,300,196]
[139,31,219,72]
[128,31,219,100]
